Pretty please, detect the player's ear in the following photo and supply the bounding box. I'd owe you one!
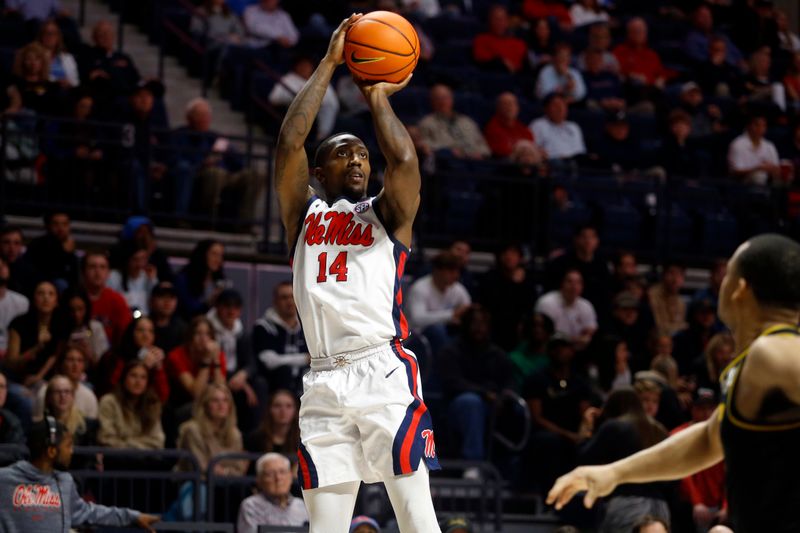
[312,166,325,184]
[731,277,748,303]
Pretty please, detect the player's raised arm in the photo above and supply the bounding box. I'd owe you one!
[547,406,725,510]
[275,14,361,246]
[359,76,420,249]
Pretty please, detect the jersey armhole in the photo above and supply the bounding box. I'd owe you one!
[372,195,410,255]
[288,194,319,260]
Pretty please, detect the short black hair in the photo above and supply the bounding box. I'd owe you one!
[216,288,243,307]
[81,249,110,272]
[0,224,23,239]
[43,210,69,226]
[273,280,293,299]
[574,223,598,237]
[632,515,669,532]
[735,233,800,310]
[313,132,362,167]
[27,418,67,459]
[432,251,461,270]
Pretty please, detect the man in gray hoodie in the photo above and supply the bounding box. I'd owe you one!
[0,418,160,532]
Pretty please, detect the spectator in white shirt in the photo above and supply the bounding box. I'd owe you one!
[727,114,780,185]
[530,93,586,161]
[107,244,158,315]
[569,0,609,28]
[269,56,339,141]
[535,43,587,103]
[407,251,472,354]
[243,0,299,48]
[237,453,308,533]
[535,269,597,350]
[0,257,29,358]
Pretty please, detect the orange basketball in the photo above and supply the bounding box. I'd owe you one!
[344,11,420,84]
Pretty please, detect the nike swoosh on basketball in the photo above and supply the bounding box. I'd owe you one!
[385,367,400,378]
[350,51,385,64]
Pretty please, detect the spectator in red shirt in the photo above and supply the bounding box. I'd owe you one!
[473,5,528,73]
[523,0,571,31]
[484,92,544,165]
[613,17,669,88]
[82,251,131,348]
[669,388,727,532]
[166,316,227,410]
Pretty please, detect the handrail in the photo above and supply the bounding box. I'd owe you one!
[491,390,532,453]
[162,17,206,57]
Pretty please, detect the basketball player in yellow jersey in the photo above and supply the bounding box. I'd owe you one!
[274,15,441,533]
[547,234,800,533]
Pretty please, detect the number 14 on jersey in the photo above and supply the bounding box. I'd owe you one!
[317,251,349,283]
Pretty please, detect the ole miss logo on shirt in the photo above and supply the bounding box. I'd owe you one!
[304,211,374,247]
[12,484,62,509]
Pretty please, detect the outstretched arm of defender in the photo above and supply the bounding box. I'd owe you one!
[547,406,725,510]
[275,14,361,245]
[360,77,420,248]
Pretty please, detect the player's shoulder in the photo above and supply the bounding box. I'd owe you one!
[747,332,800,378]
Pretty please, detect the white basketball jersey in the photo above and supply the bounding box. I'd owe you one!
[291,195,410,359]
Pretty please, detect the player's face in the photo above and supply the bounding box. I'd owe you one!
[318,138,370,202]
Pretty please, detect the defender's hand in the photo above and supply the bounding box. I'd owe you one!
[135,513,160,532]
[325,14,362,65]
[546,464,619,510]
[358,74,413,98]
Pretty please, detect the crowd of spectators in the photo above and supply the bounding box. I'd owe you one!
[2,0,798,531]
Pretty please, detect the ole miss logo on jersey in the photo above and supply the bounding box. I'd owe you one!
[304,211,374,247]
[421,429,436,459]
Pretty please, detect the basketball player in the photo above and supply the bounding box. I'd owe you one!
[274,15,440,533]
[547,234,800,533]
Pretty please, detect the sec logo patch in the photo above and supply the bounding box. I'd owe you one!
[355,202,370,213]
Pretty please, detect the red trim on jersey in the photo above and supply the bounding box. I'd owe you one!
[396,251,410,339]
[393,338,427,473]
[297,449,312,490]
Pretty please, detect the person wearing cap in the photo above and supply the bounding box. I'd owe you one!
[605,291,652,373]
[114,217,173,285]
[439,516,473,533]
[236,453,308,533]
[677,81,723,140]
[206,289,259,429]
[669,388,727,532]
[589,110,646,174]
[149,282,187,354]
[349,515,381,533]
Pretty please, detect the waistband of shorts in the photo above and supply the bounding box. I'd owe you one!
[309,343,388,371]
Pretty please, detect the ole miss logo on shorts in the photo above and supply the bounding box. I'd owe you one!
[421,429,436,459]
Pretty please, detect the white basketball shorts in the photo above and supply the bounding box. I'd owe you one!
[297,339,440,489]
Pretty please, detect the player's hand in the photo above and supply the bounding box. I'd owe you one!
[325,14,362,65]
[546,464,619,510]
[134,513,160,532]
[357,74,413,98]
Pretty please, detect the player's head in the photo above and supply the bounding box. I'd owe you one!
[313,133,370,202]
[718,234,800,328]
[28,417,73,469]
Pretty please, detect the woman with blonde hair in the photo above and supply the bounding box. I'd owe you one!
[98,360,165,449]
[7,42,61,115]
[42,374,97,445]
[176,382,246,475]
[694,332,735,397]
[36,19,80,87]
